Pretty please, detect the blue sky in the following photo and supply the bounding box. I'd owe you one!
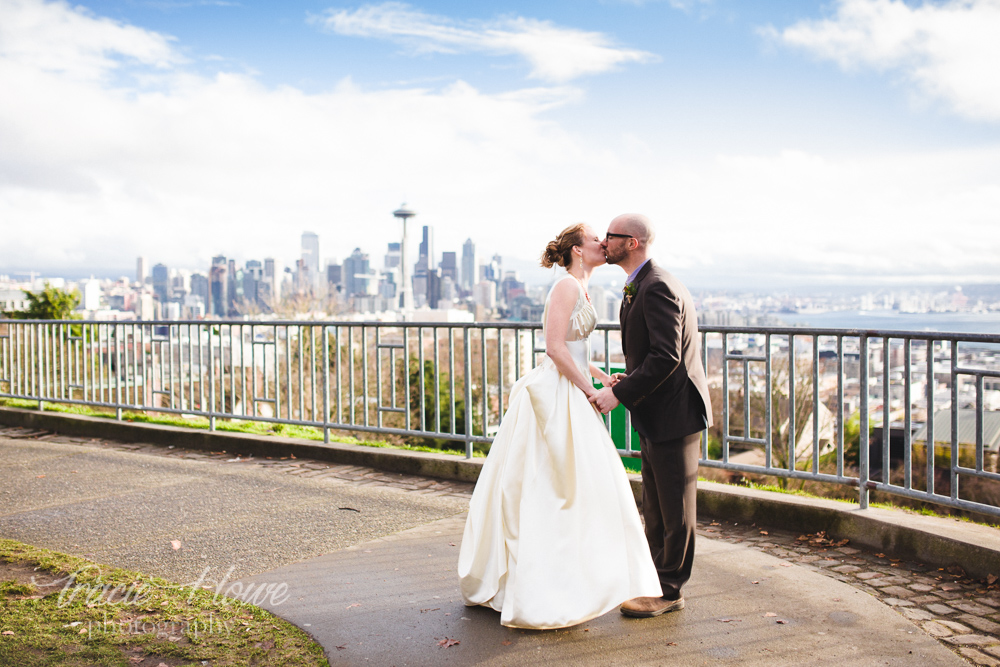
[1,0,998,287]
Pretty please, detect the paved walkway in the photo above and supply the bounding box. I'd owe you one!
[0,427,997,665]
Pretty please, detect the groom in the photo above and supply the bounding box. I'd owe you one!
[590,213,712,617]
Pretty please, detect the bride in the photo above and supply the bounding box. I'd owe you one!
[458,223,661,629]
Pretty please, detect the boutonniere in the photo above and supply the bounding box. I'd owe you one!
[622,282,637,304]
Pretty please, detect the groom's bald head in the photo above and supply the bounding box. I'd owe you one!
[610,213,655,249]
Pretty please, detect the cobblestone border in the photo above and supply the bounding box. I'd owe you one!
[4,425,999,664]
[699,519,1000,665]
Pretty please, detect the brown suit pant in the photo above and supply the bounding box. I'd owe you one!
[639,431,700,600]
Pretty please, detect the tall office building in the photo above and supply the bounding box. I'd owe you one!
[343,248,371,297]
[501,271,525,305]
[415,225,434,303]
[244,260,263,306]
[136,257,148,285]
[190,273,210,306]
[263,258,282,305]
[440,251,457,283]
[384,242,401,270]
[461,239,476,291]
[427,268,441,309]
[152,263,170,303]
[227,259,240,314]
[418,225,434,270]
[301,232,320,287]
[209,255,228,317]
[326,263,343,291]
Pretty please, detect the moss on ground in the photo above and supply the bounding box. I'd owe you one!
[0,539,329,667]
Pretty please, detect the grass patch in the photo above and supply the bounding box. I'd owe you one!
[0,539,328,667]
[0,399,486,458]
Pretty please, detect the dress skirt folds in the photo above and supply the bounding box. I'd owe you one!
[458,278,661,629]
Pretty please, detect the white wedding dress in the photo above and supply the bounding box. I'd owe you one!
[458,276,661,629]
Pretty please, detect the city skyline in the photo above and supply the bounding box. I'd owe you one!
[1,0,999,287]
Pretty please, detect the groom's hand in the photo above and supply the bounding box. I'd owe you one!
[590,387,621,414]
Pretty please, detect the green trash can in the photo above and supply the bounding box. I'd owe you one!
[594,366,642,473]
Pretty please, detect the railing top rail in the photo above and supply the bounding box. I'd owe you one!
[3,318,1000,342]
[0,318,546,329]
[698,325,1000,343]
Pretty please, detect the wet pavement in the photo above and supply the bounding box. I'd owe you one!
[2,426,999,664]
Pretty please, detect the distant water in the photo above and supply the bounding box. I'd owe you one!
[775,309,1000,335]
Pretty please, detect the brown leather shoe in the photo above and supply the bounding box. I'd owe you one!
[620,596,685,618]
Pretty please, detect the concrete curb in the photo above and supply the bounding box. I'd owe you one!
[3,406,1000,579]
[0,407,484,484]
[696,481,1000,580]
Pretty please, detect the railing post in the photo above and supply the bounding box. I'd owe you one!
[464,326,473,459]
[208,324,216,431]
[323,324,331,444]
[115,323,123,420]
[859,334,870,509]
[721,333,730,463]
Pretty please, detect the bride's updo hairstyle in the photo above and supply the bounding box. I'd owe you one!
[540,223,586,269]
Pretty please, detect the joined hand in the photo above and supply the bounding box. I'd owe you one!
[589,387,621,414]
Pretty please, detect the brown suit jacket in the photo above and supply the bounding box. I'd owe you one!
[611,260,713,441]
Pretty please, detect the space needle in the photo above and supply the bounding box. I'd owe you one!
[393,204,416,313]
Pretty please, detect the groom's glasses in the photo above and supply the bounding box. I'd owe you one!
[604,232,635,242]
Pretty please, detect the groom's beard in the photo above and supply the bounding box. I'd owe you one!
[604,247,627,265]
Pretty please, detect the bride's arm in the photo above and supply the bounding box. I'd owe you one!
[545,279,599,399]
[589,363,613,387]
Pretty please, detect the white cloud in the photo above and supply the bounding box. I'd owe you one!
[609,0,712,10]
[767,0,1000,121]
[311,2,658,82]
[1,0,999,287]
[0,0,180,81]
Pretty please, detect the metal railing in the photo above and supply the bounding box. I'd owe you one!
[2,319,1000,517]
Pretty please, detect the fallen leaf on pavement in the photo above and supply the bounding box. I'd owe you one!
[36,475,45,478]
[502,640,512,646]
[449,543,456,547]
[759,530,768,535]
[170,540,181,550]
[666,642,678,646]
[438,638,460,648]
[751,581,759,585]
[717,618,740,623]
[778,563,792,568]
[420,608,440,613]
[776,619,788,624]
[338,507,360,512]
[336,645,347,650]
[764,612,777,617]
[346,603,361,609]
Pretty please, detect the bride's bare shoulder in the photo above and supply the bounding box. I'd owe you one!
[548,277,580,302]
